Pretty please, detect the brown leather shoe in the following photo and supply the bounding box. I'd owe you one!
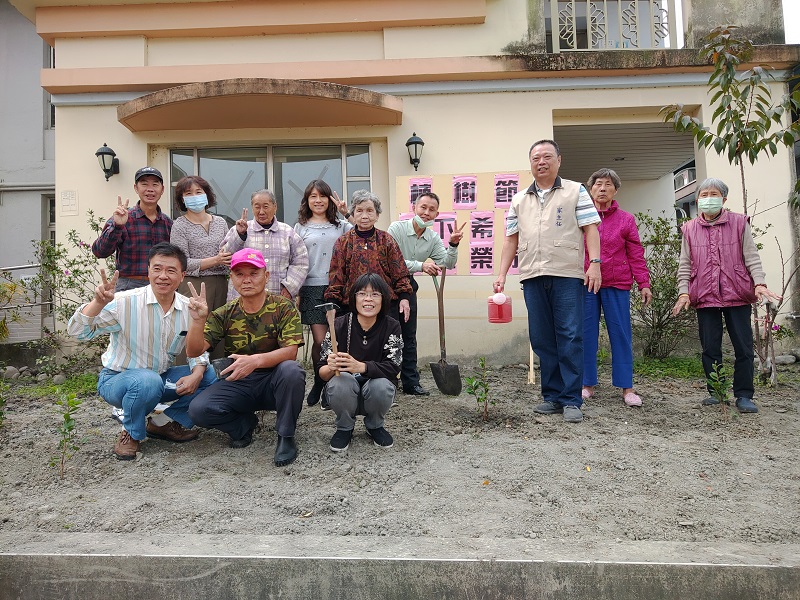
[114,430,140,460]
[146,418,199,443]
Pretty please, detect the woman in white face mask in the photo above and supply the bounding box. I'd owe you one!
[672,177,781,413]
[170,175,232,359]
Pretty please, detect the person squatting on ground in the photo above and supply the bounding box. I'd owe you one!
[185,248,305,467]
[221,189,308,303]
[494,139,601,423]
[318,273,403,452]
[387,192,465,396]
[294,179,353,407]
[581,168,652,407]
[672,177,781,414]
[92,167,172,292]
[67,243,216,460]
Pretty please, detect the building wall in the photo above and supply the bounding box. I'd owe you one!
[0,0,54,343]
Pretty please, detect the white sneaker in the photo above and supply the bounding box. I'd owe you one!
[110,407,125,423]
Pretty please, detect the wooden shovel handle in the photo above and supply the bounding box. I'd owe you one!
[325,309,340,376]
[431,270,447,362]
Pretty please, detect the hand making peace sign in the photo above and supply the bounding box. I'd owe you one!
[447,218,467,246]
[112,196,130,227]
[95,268,119,305]
[235,208,249,235]
[332,191,348,216]
[186,281,208,322]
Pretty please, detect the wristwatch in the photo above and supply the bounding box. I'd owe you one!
[589,258,602,264]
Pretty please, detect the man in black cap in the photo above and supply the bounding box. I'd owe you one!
[92,167,173,292]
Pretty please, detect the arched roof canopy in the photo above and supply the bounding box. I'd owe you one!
[117,78,403,131]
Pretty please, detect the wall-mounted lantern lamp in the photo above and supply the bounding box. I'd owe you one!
[95,143,120,181]
[405,132,424,171]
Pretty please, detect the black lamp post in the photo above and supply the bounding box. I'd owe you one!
[95,143,120,181]
[405,133,424,171]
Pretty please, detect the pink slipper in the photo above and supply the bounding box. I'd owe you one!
[623,392,642,407]
[581,387,594,400]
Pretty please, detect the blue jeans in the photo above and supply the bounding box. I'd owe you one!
[583,287,633,389]
[98,366,217,440]
[522,276,584,408]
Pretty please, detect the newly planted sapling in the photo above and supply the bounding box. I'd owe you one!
[465,357,493,422]
[707,363,737,419]
[51,389,82,479]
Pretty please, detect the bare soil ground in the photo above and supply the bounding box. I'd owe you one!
[1,363,799,562]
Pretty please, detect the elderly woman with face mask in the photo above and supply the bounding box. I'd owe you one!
[672,177,781,414]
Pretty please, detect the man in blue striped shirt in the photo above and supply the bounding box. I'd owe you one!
[67,243,216,460]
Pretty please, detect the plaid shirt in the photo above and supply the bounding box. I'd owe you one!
[92,204,172,278]
[223,219,309,297]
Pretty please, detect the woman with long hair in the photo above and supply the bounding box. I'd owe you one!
[294,179,352,406]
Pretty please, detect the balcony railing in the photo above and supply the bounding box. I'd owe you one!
[547,0,680,53]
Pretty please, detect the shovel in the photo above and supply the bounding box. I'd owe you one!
[429,269,462,396]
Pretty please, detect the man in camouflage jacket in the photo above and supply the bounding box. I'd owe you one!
[185,248,305,467]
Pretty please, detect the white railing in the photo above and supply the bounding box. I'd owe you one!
[548,0,680,52]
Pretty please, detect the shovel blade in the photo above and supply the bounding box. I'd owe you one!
[430,360,462,396]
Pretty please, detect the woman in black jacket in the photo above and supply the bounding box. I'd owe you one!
[318,273,403,452]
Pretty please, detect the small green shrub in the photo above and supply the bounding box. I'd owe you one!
[631,212,695,359]
[465,357,493,422]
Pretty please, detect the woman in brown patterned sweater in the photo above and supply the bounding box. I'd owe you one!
[325,190,412,320]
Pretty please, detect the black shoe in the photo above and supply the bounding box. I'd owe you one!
[329,429,353,452]
[403,385,429,396]
[366,427,394,448]
[307,377,324,407]
[320,395,331,411]
[274,435,298,466]
[702,396,721,406]
[735,397,759,413]
[230,417,257,449]
[230,428,254,449]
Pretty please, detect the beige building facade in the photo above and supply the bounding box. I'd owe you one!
[9,0,799,361]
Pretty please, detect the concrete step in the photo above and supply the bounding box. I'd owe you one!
[2,534,799,600]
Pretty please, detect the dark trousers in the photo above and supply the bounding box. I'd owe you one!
[697,305,754,399]
[390,286,420,391]
[188,361,305,440]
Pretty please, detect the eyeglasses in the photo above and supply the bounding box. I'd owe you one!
[356,291,382,300]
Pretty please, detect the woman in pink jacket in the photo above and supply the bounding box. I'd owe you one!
[582,169,652,407]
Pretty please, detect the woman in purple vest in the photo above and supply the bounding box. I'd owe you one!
[582,168,651,407]
[672,177,781,413]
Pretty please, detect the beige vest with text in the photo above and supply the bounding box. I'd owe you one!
[511,179,585,281]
